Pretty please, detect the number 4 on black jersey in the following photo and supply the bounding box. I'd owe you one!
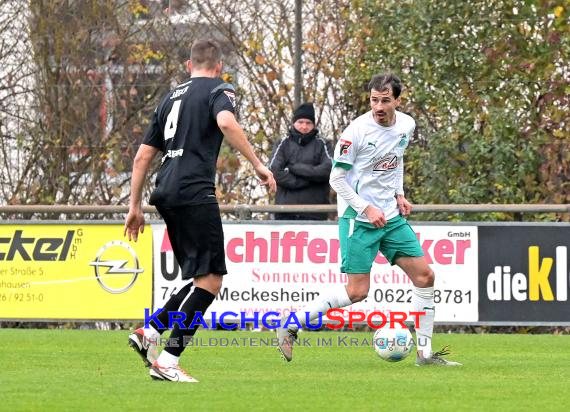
[142,78,237,207]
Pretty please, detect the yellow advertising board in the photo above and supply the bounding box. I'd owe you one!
[0,224,152,320]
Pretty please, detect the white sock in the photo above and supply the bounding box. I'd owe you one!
[412,286,435,358]
[157,350,179,367]
[142,325,160,340]
[291,287,353,331]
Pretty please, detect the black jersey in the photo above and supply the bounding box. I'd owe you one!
[142,77,236,207]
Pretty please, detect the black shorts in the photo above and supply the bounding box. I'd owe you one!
[157,203,227,280]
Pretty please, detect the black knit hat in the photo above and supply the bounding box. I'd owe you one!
[292,102,315,124]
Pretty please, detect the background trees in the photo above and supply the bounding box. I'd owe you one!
[195,0,355,204]
[2,0,199,206]
[346,0,568,220]
[0,0,567,220]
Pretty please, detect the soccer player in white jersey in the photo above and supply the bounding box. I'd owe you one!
[277,73,461,366]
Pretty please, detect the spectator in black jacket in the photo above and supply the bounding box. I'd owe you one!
[269,102,332,220]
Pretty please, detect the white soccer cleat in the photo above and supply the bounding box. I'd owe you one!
[415,345,463,367]
[149,361,199,383]
[276,320,298,362]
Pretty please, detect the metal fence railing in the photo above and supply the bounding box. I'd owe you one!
[0,204,568,220]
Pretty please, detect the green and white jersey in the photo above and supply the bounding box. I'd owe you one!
[333,110,415,222]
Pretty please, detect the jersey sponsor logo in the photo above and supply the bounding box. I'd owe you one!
[161,149,184,163]
[223,90,236,107]
[170,86,189,99]
[373,153,398,172]
[339,139,352,155]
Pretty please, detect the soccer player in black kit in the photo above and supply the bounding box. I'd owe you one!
[124,39,276,382]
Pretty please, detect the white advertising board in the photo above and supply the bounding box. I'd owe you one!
[152,223,478,322]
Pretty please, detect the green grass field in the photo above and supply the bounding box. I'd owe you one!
[1,329,568,411]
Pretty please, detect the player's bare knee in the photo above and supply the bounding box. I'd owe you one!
[347,286,369,303]
[195,274,223,295]
[209,276,223,295]
[425,268,435,286]
[208,283,222,296]
[415,268,435,288]
[352,292,369,303]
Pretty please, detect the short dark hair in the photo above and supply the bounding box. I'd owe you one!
[190,39,223,70]
[368,73,402,99]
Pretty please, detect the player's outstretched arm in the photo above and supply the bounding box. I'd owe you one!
[216,110,276,193]
[124,144,159,242]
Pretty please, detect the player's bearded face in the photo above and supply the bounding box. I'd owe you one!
[370,88,400,126]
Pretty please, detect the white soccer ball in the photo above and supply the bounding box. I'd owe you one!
[373,325,415,362]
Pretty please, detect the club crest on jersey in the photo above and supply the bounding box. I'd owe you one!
[373,153,398,171]
[397,133,408,147]
[224,90,236,107]
[339,139,352,155]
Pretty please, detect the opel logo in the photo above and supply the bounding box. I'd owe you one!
[89,240,143,294]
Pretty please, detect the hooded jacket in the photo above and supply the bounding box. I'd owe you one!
[269,127,332,220]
